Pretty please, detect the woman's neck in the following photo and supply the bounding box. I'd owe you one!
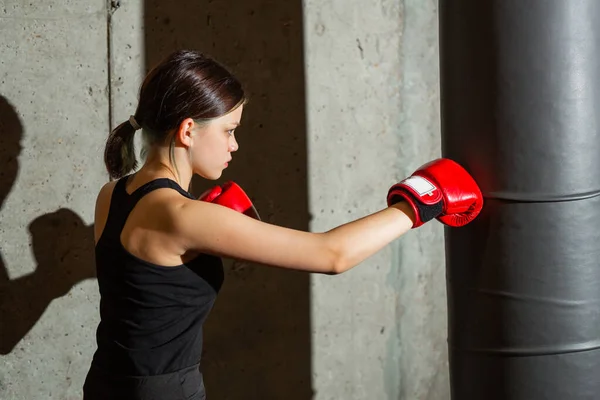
[138,148,193,189]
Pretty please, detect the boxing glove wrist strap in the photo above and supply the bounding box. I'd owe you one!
[387,176,444,227]
[390,188,443,224]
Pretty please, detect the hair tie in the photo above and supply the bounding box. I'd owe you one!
[129,115,141,130]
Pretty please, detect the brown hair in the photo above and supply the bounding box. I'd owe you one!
[104,50,246,180]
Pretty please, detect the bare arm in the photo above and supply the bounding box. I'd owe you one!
[324,201,415,273]
[172,199,416,274]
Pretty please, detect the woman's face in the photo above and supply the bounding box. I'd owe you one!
[190,104,243,180]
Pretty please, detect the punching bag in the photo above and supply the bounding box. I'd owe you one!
[439,1,600,399]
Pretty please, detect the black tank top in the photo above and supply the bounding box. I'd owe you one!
[91,176,224,376]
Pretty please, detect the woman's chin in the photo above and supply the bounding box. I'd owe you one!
[196,170,223,181]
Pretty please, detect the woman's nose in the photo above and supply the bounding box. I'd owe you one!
[229,137,239,152]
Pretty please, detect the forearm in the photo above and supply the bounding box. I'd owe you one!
[324,201,416,274]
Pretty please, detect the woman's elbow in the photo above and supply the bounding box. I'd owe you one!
[326,249,350,275]
[317,233,351,275]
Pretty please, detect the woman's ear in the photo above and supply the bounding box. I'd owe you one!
[175,118,196,147]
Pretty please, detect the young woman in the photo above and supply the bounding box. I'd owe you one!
[82,49,483,400]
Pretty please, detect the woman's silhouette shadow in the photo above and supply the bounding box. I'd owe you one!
[0,96,96,355]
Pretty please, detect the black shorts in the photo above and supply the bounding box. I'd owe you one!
[83,363,206,400]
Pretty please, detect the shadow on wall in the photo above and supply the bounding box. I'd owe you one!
[0,96,96,355]
[143,1,312,399]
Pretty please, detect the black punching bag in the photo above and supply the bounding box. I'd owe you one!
[439,1,600,399]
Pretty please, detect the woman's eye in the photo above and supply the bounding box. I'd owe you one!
[227,129,235,136]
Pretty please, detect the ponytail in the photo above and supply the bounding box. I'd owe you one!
[104,116,140,180]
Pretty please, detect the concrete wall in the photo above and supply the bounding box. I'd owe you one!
[0,0,447,399]
[0,2,108,399]
[305,1,447,399]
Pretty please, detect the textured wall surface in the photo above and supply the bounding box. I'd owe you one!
[0,1,447,399]
[0,2,108,399]
[305,1,447,399]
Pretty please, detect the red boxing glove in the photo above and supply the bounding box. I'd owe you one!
[387,158,483,228]
[199,181,261,220]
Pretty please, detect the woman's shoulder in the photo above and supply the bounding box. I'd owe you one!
[93,179,120,243]
[97,179,119,199]
[95,179,120,215]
